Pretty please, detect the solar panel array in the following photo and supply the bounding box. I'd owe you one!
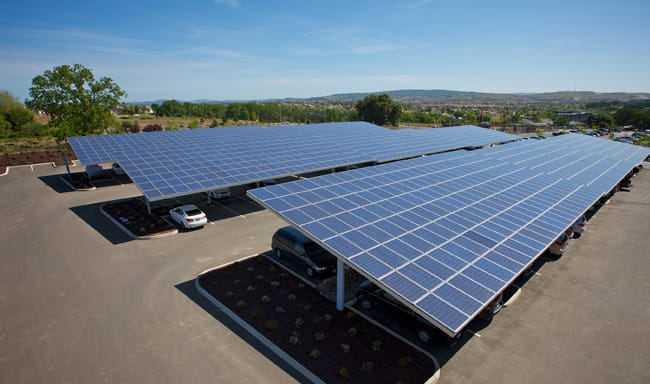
[248,134,649,336]
[68,123,517,201]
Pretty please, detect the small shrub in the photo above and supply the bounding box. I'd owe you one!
[323,313,333,323]
[338,367,351,380]
[303,304,312,312]
[269,281,280,289]
[361,361,374,372]
[294,318,304,327]
[251,309,262,318]
[309,349,321,359]
[347,327,358,337]
[371,340,382,352]
[246,285,255,293]
[298,283,305,289]
[261,295,271,303]
[256,274,265,280]
[269,265,278,273]
[246,266,254,272]
[340,343,351,353]
[289,333,301,345]
[313,332,326,341]
[288,294,297,302]
[397,356,413,367]
[236,300,247,308]
[275,306,286,313]
[265,320,278,330]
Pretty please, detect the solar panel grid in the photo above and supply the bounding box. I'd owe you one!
[249,134,649,335]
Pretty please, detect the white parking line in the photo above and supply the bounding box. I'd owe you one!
[466,330,482,338]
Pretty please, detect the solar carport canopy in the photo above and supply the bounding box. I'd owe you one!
[68,122,516,201]
[248,134,650,336]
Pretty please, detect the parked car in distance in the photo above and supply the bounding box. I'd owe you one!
[85,164,106,180]
[477,293,504,321]
[570,215,587,237]
[169,204,208,229]
[111,162,125,175]
[207,188,231,200]
[548,231,571,256]
[356,280,463,344]
[271,226,336,277]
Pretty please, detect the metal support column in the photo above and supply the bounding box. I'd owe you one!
[336,259,345,311]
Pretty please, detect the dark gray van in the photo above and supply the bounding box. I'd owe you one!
[271,226,337,277]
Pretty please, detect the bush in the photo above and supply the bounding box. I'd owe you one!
[265,320,278,330]
[142,123,163,132]
[338,367,351,380]
[397,356,413,367]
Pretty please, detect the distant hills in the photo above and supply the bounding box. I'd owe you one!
[134,89,650,105]
[302,90,650,105]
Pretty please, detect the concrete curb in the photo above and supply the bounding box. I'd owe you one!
[59,175,97,192]
[195,260,326,384]
[0,159,79,176]
[99,202,178,240]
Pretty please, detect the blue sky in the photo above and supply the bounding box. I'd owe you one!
[1,0,649,102]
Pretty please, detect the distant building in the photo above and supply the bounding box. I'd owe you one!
[557,111,592,123]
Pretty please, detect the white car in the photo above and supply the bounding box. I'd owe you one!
[548,231,570,257]
[169,204,207,229]
[207,188,231,200]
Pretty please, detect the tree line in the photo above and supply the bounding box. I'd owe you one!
[6,64,650,145]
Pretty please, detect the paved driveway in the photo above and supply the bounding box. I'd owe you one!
[1,162,649,384]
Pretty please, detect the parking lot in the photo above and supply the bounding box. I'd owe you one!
[1,161,649,383]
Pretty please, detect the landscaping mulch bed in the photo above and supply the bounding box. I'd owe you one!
[199,255,436,384]
[1,147,77,174]
[103,198,176,237]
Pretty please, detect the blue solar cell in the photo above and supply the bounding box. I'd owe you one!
[303,221,337,240]
[463,266,504,291]
[283,209,313,226]
[398,264,442,290]
[441,242,479,264]
[455,236,489,256]
[349,253,391,278]
[381,272,427,301]
[483,250,523,273]
[434,284,482,315]
[414,255,455,281]
[384,239,421,261]
[427,247,468,270]
[368,246,407,268]
[473,258,515,282]
[417,295,467,331]
[342,230,378,250]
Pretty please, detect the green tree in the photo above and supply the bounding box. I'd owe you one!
[26,64,126,139]
[587,113,614,128]
[355,93,401,126]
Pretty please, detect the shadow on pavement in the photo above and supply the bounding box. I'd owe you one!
[174,278,312,384]
[38,174,76,194]
[69,202,133,245]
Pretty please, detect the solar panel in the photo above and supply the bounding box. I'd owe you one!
[68,123,517,201]
[248,133,649,336]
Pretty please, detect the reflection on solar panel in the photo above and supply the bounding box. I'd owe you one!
[248,134,649,335]
[68,122,516,201]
